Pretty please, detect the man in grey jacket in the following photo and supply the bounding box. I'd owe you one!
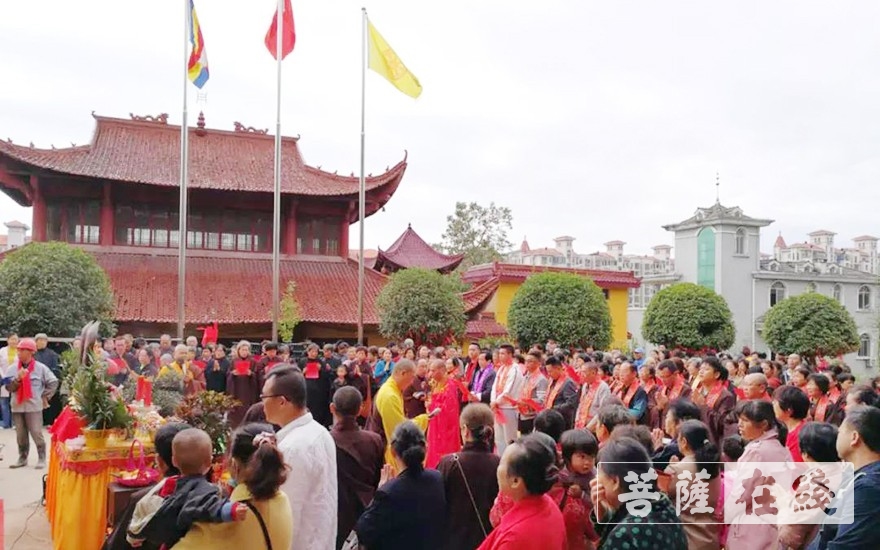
[4,338,58,469]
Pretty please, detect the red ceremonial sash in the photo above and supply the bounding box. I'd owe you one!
[546,376,569,409]
[666,380,685,401]
[493,364,512,398]
[618,380,640,408]
[705,383,725,409]
[576,381,601,429]
[813,396,829,422]
[16,361,35,404]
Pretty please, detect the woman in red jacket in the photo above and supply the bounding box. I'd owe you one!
[478,432,566,550]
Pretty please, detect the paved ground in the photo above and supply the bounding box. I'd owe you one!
[0,427,52,550]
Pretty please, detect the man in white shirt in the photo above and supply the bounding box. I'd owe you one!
[490,344,524,454]
[262,366,337,550]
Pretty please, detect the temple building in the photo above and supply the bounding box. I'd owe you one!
[372,224,463,274]
[461,262,641,348]
[0,112,408,341]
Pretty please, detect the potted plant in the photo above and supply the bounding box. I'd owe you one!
[172,391,240,456]
[68,358,133,448]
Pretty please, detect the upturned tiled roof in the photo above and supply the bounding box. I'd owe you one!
[374,224,463,273]
[0,114,406,201]
[462,277,500,313]
[86,248,388,325]
[461,262,640,289]
[465,313,508,339]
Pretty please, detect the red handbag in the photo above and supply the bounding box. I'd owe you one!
[115,439,161,488]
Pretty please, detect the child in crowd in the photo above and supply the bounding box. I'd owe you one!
[127,429,246,549]
[556,429,600,550]
[332,365,349,394]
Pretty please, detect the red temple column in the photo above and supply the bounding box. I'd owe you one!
[340,201,353,258]
[283,200,297,255]
[100,181,114,246]
[30,175,46,242]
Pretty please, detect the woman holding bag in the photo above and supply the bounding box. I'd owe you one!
[437,403,500,550]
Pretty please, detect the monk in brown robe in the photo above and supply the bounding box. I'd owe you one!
[331,387,384,550]
[226,340,260,428]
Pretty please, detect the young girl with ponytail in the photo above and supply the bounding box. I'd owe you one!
[664,419,722,550]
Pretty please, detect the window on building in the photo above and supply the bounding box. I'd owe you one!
[645,284,657,304]
[697,227,716,291]
[770,281,786,307]
[833,284,842,304]
[806,282,816,293]
[296,217,340,255]
[859,286,871,310]
[46,200,101,244]
[735,227,746,255]
[114,205,269,252]
[859,333,871,358]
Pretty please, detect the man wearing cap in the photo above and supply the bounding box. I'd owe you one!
[3,338,58,468]
[34,334,62,426]
[633,347,646,369]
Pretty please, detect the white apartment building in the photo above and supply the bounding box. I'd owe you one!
[508,203,879,377]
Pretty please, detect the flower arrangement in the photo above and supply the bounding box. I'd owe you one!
[128,403,165,440]
[68,359,133,431]
[171,391,240,455]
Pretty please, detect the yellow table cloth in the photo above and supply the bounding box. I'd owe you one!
[47,438,155,550]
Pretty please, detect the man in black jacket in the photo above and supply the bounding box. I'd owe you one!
[34,334,62,426]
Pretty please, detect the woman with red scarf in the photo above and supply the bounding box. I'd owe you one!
[806,373,845,426]
[4,338,58,469]
[692,356,736,444]
[638,362,663,429]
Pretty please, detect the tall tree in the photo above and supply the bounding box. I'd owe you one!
[0,242,115,336]
[376,268,466,347]
[437,201,513,270]
[642,283,735,352]
[507,272,612,350]
[762,292,859,359]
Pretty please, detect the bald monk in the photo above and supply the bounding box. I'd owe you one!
[368,360,438,468]
[331,387,384,549]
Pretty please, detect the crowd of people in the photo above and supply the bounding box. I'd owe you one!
[4,332,880,550]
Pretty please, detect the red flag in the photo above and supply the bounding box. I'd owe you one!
[265,0,296,60]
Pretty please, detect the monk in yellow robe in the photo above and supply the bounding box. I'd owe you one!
[158,344,205,395]
[368,359,434,469]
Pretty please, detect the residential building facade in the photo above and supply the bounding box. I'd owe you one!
[510,203,880,377]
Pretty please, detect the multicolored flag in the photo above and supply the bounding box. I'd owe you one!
[187,0,209,88]
[367,19,422,98]
[265,0,296,60]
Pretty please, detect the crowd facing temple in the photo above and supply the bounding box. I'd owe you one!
[3,332,880,550]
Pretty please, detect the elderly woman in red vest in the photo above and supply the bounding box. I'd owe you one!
[478,432,566,550]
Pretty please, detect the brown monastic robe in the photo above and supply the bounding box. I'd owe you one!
[331,416,385,550]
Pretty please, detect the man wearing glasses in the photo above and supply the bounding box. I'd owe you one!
[262,366,337,550]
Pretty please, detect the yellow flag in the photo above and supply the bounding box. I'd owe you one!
[367,19,422,98]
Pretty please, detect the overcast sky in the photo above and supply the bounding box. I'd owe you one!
[2,1,880,258]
